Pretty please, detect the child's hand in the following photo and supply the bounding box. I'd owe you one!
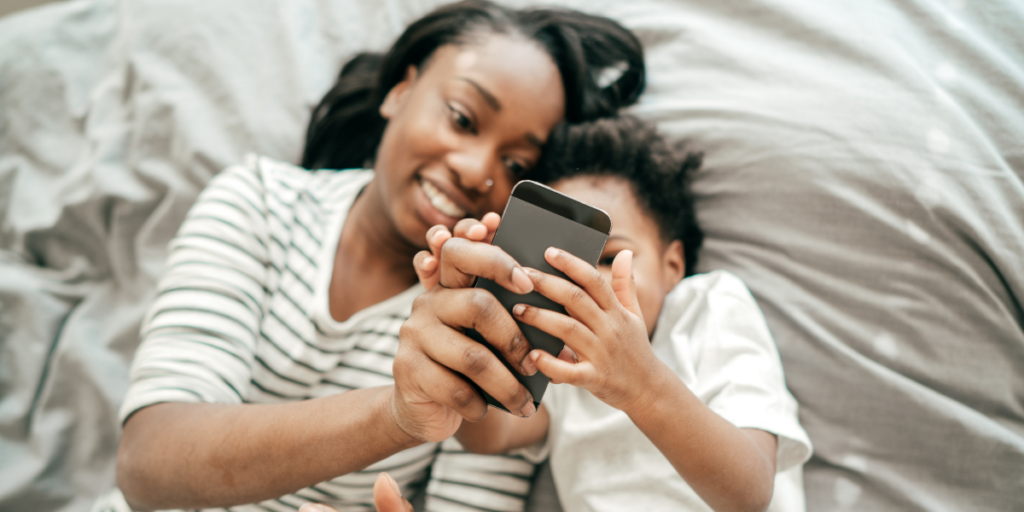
[514,248,661,412]
[413,212,501,291]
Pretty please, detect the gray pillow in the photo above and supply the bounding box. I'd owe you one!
[637,1,1024,510]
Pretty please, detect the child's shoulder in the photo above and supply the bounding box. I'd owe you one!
[653,269,772,350]
[663,269,758,311]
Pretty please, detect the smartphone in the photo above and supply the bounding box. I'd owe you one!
[466,180,611,413]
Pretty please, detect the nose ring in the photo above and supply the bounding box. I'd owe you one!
[485,178,494,189]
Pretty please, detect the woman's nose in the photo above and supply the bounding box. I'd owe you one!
[446,143,495,192]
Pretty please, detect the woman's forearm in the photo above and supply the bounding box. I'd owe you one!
[624,367,777,512]
[117,386,420,511]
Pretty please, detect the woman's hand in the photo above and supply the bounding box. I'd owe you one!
[514,248,663,413]
[393,282,539,436]
[392,214,542,441]
[413,213,501,291]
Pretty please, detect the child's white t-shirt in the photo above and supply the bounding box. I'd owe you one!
[538,270,813,512]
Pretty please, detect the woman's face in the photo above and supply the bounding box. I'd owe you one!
[374,34,565,248]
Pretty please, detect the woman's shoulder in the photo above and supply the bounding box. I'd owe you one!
[206,154,372,204]
[224,154,373,202]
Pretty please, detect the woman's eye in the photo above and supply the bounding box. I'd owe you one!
[503,157,528,177]
[448,105,475,133]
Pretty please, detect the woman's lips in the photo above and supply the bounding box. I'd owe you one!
[414,179,467,229]
[420,179,467,218]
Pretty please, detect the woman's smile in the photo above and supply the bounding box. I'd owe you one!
[372,34,566,250]
[417,177,469,228]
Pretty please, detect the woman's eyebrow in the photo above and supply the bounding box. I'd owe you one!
[457,77,544,149]
[457,77,501,111]
[525,134,543,149]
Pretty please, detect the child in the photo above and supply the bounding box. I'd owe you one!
[415,115,812,511]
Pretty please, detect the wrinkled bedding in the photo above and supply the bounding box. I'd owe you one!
[1,0,1021,511]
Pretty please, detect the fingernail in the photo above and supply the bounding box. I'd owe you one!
[299,504,326,512]
[512,267,533,294]
[528,350,542,365]
[424,256,435,267]
[545,247,560,260]
[512,304,526,317]
[519,398,537,418]
[520,350,537,376]
[384,472,403,497]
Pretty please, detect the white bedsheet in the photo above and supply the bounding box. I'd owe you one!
[1,1,1021,511]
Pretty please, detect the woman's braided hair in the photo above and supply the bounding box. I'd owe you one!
[302,0,645,170]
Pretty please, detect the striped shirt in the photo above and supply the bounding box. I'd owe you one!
[119,155,535,512]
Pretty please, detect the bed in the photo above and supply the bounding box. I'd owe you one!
[1,0,1021,510]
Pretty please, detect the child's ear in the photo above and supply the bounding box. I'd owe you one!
[661,239,686,289]
[380,65,418,119]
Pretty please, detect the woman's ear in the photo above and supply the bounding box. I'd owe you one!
[380,65,419,120]
[661,239,686,289]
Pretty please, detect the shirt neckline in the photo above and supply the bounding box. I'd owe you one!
[311,170,423,334]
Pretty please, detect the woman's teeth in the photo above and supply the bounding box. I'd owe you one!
[421,180,467,218]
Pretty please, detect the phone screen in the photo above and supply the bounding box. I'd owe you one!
[467,181,610,412]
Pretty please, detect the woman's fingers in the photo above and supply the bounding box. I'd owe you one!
[392,343,488,427]
[426,225,452,258]
[413,250,440,291]
[480,212,500,243]
[452,213,501,241]
[438,238,533,294]
[426,213,505,291]
[299,503,340,512]
[528,349,592,386]
[373,473,414,512]
[304,473,413,512]
[557,345,577,363]
[452,218,485,241]
[425,287,536,376]
[400,288,538,416]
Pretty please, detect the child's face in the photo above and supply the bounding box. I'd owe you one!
[551,175,685,337]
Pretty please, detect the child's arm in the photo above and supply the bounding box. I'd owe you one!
[515,248,777,512]
[454,405,550,454]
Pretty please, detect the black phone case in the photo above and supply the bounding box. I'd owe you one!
[466,181,610,413]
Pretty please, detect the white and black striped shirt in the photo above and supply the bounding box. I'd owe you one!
[120,155,535,512]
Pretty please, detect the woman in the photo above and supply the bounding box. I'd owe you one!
[112,1,644,510]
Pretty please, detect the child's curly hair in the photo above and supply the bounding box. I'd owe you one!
[528,115,704,276]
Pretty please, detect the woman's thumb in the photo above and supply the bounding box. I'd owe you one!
[373,472,413,512]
